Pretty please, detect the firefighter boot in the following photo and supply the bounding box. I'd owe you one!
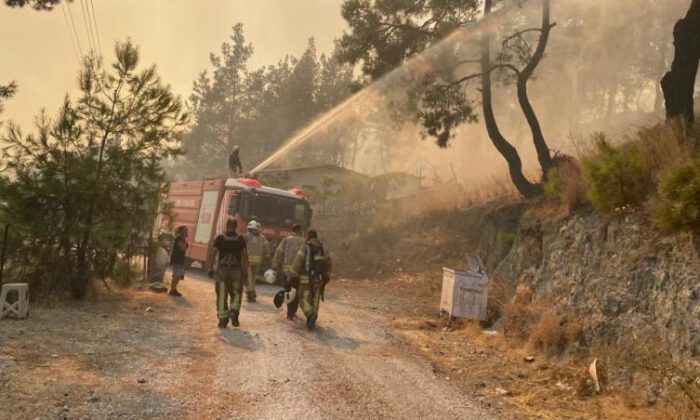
[230,310,240,327]
[246,290,256,303]
[306,312,318,331]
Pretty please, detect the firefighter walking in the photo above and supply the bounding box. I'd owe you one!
[208,218,249,328]
[272,224,306,320]
[290,229,331,331]
[243,220,270,303]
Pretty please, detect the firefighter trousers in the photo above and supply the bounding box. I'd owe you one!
[299,276,323,318]
[246,263,260,298]
[215,265,243,319]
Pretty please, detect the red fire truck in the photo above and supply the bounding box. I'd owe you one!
[158,177,312,268]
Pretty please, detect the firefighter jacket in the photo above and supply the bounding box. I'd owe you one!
[272,233,305,274]
[244,232,270,265]
[290,238,332,280]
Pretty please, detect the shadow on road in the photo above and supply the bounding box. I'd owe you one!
[242,301,278,313]
[217,329,264,351]
[292,326,360,351]
[167,296,194,308]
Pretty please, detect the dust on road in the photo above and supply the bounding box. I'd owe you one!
[0,272,489,419]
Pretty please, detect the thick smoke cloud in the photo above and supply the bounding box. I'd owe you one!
[264,0,691,195]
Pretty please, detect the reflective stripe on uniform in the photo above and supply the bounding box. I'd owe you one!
[217,281,227,319]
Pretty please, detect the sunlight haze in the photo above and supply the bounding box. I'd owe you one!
[0,0,346,128]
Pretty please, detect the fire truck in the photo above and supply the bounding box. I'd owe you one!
[158,177,312,269]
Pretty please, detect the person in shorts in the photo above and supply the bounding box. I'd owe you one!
[169,225,189,297]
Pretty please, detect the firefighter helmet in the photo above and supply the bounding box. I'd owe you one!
[263,269,277,284]
[285,288,297,304]
[247,220,260,231]
[273,290,285,308]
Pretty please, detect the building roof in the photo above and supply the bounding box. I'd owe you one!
[373,171,423,181]
[257,164,367,177]
[225,178,306,200]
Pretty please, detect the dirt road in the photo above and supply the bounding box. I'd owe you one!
[0,273,489,419]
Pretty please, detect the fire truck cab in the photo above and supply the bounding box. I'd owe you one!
[160,177,312,268]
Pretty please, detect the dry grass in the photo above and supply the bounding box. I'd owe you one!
[545,156,589,214]
[528,308,583,356]
[369,272,698,419]
[567,131,598,159]
[559,163,588,213]
[484,275,513,325]
[636,123,698,182]
[501,284,583,357]
[501,284,537,341]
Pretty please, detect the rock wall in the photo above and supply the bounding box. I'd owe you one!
[495,207,700,363]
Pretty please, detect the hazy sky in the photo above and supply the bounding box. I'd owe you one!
[0,0,347,128]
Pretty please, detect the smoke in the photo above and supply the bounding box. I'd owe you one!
[255,0,690,193]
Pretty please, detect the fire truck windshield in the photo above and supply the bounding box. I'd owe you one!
[240,193,308,228]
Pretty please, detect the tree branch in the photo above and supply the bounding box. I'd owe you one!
[450,63,521,86]
[501,24,556,47]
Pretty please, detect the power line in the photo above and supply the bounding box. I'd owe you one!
[89,0,103,57]
[61,2,82,65]
[79,0,96,56]
[65,1,85,62]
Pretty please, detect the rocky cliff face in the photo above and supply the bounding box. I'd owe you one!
[495,207,700,363]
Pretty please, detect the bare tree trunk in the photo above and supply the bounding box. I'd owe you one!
[517,0,554,176]
[661,0,700,124]
[482,0,540,198]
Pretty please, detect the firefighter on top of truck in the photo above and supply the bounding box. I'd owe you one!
[271,224,306,320]
[229,145,243,176]
[243,220,271,303]
[207,218,249,328]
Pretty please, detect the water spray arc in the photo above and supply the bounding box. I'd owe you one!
[249,5,513,176]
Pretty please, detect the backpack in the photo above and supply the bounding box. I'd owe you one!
[305,242,326,280]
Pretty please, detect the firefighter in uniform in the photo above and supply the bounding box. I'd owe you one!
[272,224,306,320]
[243,220,270,303]
[207,218,249,328]
[290,229,331,331]
[229,145,243,176]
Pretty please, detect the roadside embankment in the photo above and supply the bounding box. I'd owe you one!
[333,199,700,416]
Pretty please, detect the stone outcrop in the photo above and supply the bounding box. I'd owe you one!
[495,207,700,363]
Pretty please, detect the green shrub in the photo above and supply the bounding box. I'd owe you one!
[654,158,700,232]
[112,259,144,288]
[497,231,515,251]
[582,135,653,213]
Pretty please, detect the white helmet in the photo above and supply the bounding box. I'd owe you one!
[285,288,297,304]
[247,220,260,230]
[263,269,277,284]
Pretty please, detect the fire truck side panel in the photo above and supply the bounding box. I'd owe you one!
[188,179,226,263]
[162,177,312,267]
[163,180,204,255]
